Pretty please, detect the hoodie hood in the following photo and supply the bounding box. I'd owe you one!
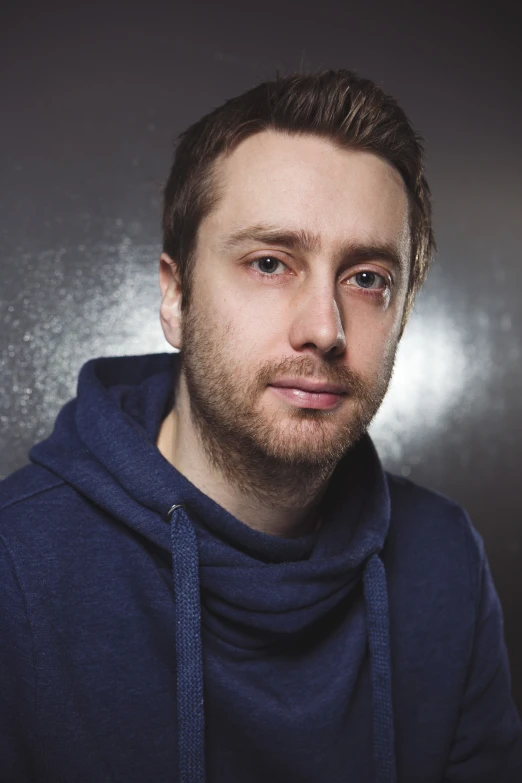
[30,353,396,783]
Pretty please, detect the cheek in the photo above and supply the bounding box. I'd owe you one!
[345,309,400,375]
[205,282,287,353]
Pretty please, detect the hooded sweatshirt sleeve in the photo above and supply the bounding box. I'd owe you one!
[0,533,38,781]
[443,530,522,782]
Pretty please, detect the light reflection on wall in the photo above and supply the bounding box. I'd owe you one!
[370,292,493,472]
[0,235,170,472]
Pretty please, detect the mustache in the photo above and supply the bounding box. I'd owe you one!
[254,356,369,397]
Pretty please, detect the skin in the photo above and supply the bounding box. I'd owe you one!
[157,130,411,538]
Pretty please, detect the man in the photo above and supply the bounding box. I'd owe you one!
[0,70,520,783]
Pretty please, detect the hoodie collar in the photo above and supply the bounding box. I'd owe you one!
[31,352,391,644]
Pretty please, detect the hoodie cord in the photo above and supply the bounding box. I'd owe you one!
[363,553,397,783]
[169,505,395,783]
[169,505,206,783]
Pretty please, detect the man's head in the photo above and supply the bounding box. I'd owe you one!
[162,70,433,326]
[159,71,434,493]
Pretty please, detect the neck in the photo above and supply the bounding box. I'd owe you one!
[156,378,334,539]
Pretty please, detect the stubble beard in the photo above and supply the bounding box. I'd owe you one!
[180,304,396,508]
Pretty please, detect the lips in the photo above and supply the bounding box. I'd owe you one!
[267,379,347,410]
[268,378,347,395]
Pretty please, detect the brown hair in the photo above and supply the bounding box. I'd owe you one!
[162,69,434,326]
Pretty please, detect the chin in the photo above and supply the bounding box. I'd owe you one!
[254,422,356,467]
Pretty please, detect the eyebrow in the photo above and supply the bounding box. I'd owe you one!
[219,224,406,271]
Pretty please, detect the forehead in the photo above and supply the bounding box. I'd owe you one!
[203,130,410,252]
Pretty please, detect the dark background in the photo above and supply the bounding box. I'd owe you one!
[1,0,521,710]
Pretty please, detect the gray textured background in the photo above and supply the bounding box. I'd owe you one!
[1,0,521,709]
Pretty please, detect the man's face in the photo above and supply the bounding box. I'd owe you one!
[172,131,410,473]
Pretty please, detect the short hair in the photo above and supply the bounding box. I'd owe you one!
[162,69,434,327]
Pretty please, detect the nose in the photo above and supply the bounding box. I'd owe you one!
[288,282,346,357]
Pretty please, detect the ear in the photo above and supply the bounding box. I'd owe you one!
[159,253,183,350]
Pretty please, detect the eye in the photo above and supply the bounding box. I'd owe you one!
[348,270,388,291]
[250,256,287,275]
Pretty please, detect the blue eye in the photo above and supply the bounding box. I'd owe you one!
[352,271,385,290]
[252,256,286,275]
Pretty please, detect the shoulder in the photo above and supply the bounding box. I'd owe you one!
[384,472,484,596]
[385,471,482,549]
[0,463,113,618]
[0,463,81,549]
[0,463,66,515]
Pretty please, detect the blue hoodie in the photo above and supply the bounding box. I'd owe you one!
[0,353,521,783]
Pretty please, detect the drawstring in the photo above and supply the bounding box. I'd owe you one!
[363,553,397,783]
[169,504,395,783]
[169,504,206,783]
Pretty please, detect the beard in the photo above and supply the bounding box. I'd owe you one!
[179,304,397,507]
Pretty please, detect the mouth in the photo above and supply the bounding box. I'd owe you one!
[269,378,347,395]
[267,379,347,410]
